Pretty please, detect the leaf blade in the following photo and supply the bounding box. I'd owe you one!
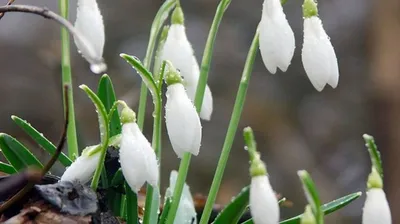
[0,161,17,174]
[213,186,250,224]
[11,115,72,167]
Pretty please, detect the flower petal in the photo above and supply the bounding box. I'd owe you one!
[60,147,100,184]
[165,83,202,157]
[302,17,339,91]
[259,0,295,74]
[250,176,279,224]
[362,189,391,224]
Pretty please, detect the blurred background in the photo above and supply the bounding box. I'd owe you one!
[1,0,398,223]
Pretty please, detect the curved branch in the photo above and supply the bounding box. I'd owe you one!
[0,4,104,68]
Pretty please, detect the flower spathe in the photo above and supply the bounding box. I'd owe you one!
[301,0,339,91]
[161,6,213,120]
[165,83,202,158]
[362,188,391,224]
[250,175,280,224]
[165,170,197,224]
[60,146,101,184]
[119,122,159,193]
[74,0,107,74]
[259,0,295,74]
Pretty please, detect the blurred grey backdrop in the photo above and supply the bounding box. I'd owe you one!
[2,0,399,223]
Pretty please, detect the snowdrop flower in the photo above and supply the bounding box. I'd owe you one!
[165,64,202,158]
[160,6,213,120]
[362,168,391,224]
[301,0,339,91]
[165,170,197,224]
[119,107,159,193]
[61,145,101,183]
[300,206,316,224]
[244,127,279,224]
[259,0,295,74]
[74,0,107,74]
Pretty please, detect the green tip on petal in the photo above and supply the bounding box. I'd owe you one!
[302,0,318,18]
[250,152,267,177]
[164,61,183,86]
[301,205,317,224]
[120,107,136,124]
[160,25,170,43]
[367,167,383,189]
[171,6,184,25]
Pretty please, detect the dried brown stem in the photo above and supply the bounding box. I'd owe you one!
[0,85,70,213]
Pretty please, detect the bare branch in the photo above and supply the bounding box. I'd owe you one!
[0,0,16,19]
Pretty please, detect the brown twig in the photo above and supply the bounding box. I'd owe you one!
[0,4,101,66]
[0,0,16,19]
[0,85,70,213]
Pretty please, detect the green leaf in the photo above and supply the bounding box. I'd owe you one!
[363,134,383,179]
[126,186,139,224]
[0,133,43,171]
[297,170,322,224]
[80,85,108,143]
[159,198,172,224]
[213,186,249,224]
[97,74,122,137]
[11,115,72,167]
[240,192,362,224]
[111,168,124,187]
[120,54,160,103]
[0,161,17,174]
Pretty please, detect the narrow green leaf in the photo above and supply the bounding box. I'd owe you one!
[159,198,172,224]
[0,161,17,174]
[363,134,383,179]
[213,186,250,224]
[0,133,43,170]
[240,192,362,224]
[80,85,108,143]
[97,74,122,137]
[298,170,323,224]
[111,168,124,187]
[120,54,160,103]
[126,186,139,224]
[11,115,72,167]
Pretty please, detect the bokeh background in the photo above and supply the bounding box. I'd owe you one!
[1,0,398,223]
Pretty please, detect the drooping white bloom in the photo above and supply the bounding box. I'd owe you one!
[161,7,213,120]
[74,0,107,74]
[250,176,279,224]
[302,16,339,91]
[362,188,391,224]
[165,170,197,224]
[60,146,100,184]
[259,0,295,74]
[185,57,213,121]
[165,83,202,158]
[119,122,159,193]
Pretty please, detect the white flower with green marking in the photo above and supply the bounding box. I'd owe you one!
[259,0,295,74]
[301,0,339,91]
[165,66,202,158]
[60,145,100,184]
[119,108,159,193]
[160,6,213,120]
[74,0,107,74]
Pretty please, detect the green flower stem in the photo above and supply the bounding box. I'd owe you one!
[199,28,260,224]
[143,62,166,224]
[136,0,177,129]
[165,153,192,224]
[193,0,231,110]
[59,0,79,159]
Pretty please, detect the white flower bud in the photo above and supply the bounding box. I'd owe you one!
[119,122,159,193]
[74,0,107,74]
[301,16,339,91]
[165,170,197,224]
[60,146,100,184]
[165,83,202,158]
[362,188,391,224]
[161,24,213,120]
[259,0,295,74]
[250,175,279,224]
